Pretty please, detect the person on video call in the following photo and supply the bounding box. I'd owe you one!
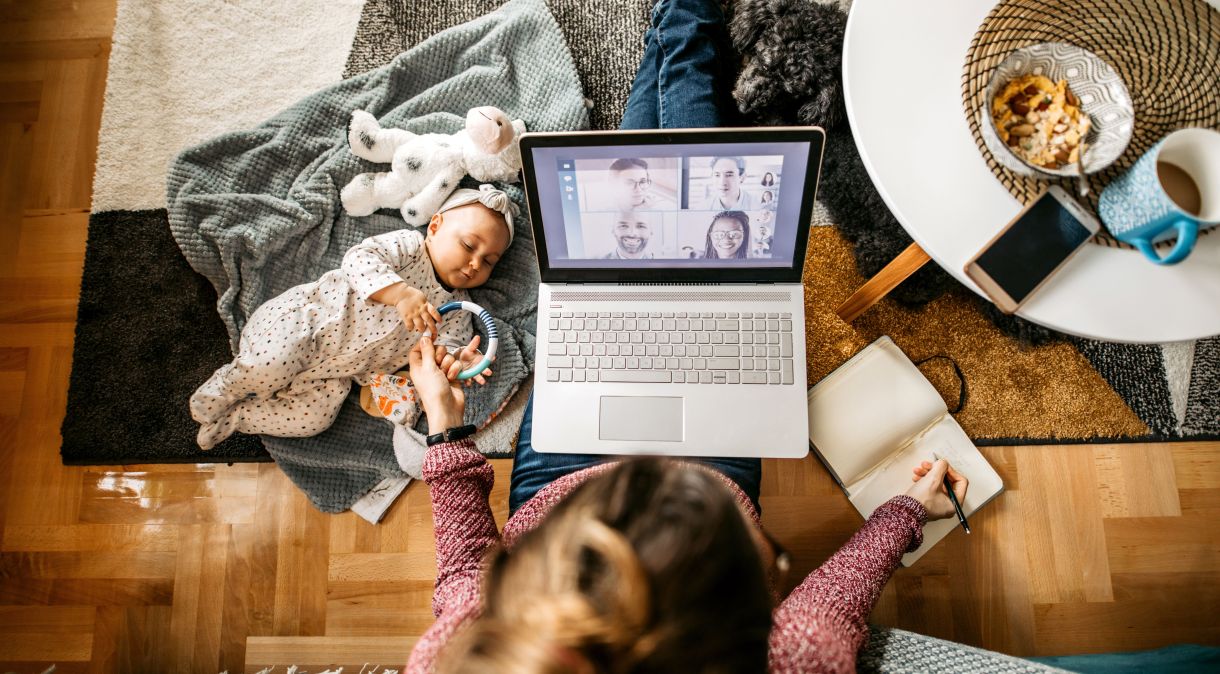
[704,156,755,210]
[761,171,776,187]
[607,158,675,210]
[603,210,657,259]
[703,210,751,259]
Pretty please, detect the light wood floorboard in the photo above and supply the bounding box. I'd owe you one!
[1,1,1217,671]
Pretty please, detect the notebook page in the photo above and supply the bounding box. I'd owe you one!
[807,337,947,486]
[847,415,1004,565]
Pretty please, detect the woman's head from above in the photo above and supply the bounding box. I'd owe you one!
[439,458,776,673]
[426,186,515,289]
[705,210,751,259]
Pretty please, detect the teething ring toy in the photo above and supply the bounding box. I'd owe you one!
[436,301,498,381]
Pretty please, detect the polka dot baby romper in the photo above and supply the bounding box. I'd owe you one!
[189,228,471,449]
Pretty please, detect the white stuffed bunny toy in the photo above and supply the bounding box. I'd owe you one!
[340,106,526,227]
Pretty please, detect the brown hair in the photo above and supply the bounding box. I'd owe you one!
[438,458,772,673]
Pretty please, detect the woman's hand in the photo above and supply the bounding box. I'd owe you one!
[905,459,968,520]
[408,334,466,434]
[434,335,494,385]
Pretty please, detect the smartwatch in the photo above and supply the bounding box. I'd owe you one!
[426,424,477,447]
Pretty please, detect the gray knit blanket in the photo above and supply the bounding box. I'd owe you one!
[167,0,589,512]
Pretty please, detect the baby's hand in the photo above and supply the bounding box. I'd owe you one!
[438,335,494,385]
[393,286,441,336]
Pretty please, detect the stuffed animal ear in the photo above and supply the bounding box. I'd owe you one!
[465,106,514,154]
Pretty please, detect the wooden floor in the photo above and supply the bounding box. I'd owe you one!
[1,2,1218,672]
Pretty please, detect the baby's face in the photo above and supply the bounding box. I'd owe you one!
[426,203,511,289]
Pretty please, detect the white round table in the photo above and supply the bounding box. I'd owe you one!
[842,0,1220,343]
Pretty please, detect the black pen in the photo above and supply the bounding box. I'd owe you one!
[934,453,970,534]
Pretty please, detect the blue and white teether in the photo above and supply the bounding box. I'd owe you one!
[436,301,498,381]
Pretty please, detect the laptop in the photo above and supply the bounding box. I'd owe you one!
[519,127,825,457]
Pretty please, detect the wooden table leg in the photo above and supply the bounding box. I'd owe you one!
[834,242,933,323]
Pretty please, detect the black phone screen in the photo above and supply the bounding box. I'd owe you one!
[975,194,1093,303]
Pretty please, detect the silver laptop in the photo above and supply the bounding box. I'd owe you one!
[519,128,825,458]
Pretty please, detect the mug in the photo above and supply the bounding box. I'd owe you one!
[1098,128,1220,265]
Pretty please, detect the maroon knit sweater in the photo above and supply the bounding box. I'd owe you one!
[406,440,928,673]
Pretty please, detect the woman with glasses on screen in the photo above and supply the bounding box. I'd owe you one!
[406,0,971,671]
[703,210,751,259]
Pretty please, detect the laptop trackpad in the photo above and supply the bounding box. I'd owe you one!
[599,396,684,442]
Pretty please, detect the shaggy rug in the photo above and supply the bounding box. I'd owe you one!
[63,0,1218,469]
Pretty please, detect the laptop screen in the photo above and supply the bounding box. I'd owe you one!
[520,129,824,283]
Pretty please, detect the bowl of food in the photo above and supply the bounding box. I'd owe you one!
[982,43,1133,177]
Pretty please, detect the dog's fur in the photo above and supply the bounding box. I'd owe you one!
[730,0,846,130]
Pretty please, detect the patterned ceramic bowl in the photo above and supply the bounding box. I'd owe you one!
[982,42,1134,177]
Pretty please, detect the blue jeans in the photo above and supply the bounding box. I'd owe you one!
[619,0,739,129]
[509,0,759,515]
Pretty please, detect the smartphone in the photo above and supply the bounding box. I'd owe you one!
[964,186,1100,313]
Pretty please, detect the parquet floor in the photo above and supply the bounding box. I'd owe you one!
[1,2,1218,672]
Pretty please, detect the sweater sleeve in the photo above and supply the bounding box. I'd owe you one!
[406,438,501,673]
[768,495,927,674]
[342,228,426,300]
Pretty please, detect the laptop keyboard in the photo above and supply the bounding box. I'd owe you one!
[543,311,795,385]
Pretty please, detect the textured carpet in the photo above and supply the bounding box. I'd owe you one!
[64,0,1218,467]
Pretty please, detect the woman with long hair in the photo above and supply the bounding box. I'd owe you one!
[404,334,967,673]
[703,210,751,259]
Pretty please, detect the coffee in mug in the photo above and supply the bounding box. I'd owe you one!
[1157,160,1202,216]
[1099,128,1220,265]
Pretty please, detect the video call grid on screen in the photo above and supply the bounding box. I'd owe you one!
[528,142,811,269]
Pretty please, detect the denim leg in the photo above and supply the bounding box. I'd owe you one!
[654,0,735,128]
[620,0,736,130]
[509,394,607,516]
[620,21,662,129]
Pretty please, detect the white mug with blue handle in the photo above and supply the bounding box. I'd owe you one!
[1098,128,1220,265]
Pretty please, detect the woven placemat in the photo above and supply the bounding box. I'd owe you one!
[962,0,1220,247]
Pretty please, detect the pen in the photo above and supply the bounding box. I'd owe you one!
[934,452,970,534]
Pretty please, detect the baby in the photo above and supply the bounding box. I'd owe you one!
[190,184,516,449]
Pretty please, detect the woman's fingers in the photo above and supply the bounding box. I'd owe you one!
[946,463,969,500]
[415,333,436,364]
[427,302,441,323]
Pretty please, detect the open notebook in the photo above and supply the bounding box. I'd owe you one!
[807,336,1004,565]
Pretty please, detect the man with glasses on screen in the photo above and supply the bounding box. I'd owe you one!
[603,210,657,260]
[607,158,674,210]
